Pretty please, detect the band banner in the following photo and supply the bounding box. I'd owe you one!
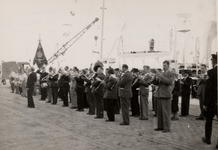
[33,41,48,68]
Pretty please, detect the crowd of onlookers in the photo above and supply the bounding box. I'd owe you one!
[8,56,218,148]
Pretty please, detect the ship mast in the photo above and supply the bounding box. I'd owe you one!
[100,0,105,59]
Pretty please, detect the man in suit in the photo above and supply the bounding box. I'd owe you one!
[92,67,106,118]
[180,70,192,116]
[138,65,151,120]
[131,68,140,117]
[26,67,37,108]
[196,64,207,120]
[102,67,118,122]
[37,67,48,101]
[153,60,175,133]
[119,64,133,125]
[202,54,217,146]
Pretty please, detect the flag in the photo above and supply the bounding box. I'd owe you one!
[33,41,48,68]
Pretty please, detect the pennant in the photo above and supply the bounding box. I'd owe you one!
[33,41,48,68]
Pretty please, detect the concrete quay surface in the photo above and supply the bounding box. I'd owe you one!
[0,85,217,150]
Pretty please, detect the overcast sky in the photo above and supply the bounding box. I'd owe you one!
[0,0,216,69]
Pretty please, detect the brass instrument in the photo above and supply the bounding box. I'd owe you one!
[95,75,109,91]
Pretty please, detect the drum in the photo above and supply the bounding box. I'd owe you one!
[41,83,48,88]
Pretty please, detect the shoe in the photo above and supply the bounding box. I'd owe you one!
[51,103,56,105]
[216,144,218,149]
[120,122,129,125]
[46,101,51,103]
[78,109,84,112]
[62,105,68,107]
[70,107,77,109]
[134,115,140,118]
[139,118,148,120]
[95,117,103,119]
[202,137,211,144]
[154,128,164,131]
[162,130,170,133]
[153,114,157,116]
[171,117,179,121]
[87,113,90,115]
[106,120,114,122]
[88,113,95,115]
[196,117,204,120]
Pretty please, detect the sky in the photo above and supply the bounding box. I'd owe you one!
[0,0,217,69]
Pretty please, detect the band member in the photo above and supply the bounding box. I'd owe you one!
[37,67,48,101]
[153,60,175,133]
[92,65,105,119]
[114,68,121,114]
[119,64,133,125]
[49,68,59,105]
[138,65,151,120]
[202,54,217,146]
[26,67,37,108]
[46,67,54,103]
[74,69,85,111]
[171,73,180,121]
[103,67,118,122]
[180,70,192,116]
[131,68,140,117]
[21,69,28,98]
[69,69,78,109]
[59,66,70,107]
[81,69,95,115]
[9,68,16,93]
[196,64,207,120]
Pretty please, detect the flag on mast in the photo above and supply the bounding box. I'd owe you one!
[33,40,47,68]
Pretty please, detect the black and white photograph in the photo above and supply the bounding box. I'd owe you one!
[0,0,217,149]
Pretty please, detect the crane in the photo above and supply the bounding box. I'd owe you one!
[47,17,99,65]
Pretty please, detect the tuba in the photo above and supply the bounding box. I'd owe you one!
[93,61,104,72]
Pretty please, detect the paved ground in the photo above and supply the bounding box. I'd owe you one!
[0,85,217,150]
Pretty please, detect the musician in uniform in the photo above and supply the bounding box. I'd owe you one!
[46,67,54,103]
[26,67,37,108]
[92,65,105,119]
[102,67,118,122]
[138,65,151,120]
[196,64,207,120]
[81,69,95,115]
[60,66,70,107]
[114,68,121,114]
[74,69,85,111]
[202,54,217,147]
[130,68,140,117]
[180,70,192,117]
[69,69,78,109]
[49,68,59,105]
[119,64,133,125]
[9,68,16,93]
[153,60,175,133]
[37,67,48,101]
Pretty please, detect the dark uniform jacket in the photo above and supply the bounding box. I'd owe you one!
[26,72,37,89]
[92,73,106,96]
[119,71,133,98]
[74,76,84,93]
[204,66,217,107]
[103,76,118,99]
[131,77,140,96]
[181,76,192,96]
[49,74,59,88]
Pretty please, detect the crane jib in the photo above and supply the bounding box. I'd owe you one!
[47,18,99,65]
